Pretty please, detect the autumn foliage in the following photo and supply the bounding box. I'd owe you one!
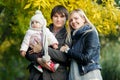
[24,0,120,36]
[0,0,120,80]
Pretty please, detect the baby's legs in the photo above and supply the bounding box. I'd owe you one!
[45,60,59,72]
[32,53,43,73]
[37,55,59,72]
[33,64,43,72]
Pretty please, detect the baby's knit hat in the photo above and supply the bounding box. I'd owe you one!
[30,10,46,30]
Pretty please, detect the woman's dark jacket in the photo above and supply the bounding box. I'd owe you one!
[67,24,101,75]
[25,24,69,80]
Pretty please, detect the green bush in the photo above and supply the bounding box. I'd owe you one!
[100,41,120,80]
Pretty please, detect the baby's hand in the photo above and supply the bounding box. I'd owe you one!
[52,44,58,49]
[20,51,26,57]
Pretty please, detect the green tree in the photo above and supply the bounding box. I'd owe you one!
[0,0,120,80]
[0,0,30,79]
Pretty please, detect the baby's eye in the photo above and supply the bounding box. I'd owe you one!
[31,21,34,24]
[35,21,39,23]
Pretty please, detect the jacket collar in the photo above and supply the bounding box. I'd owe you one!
[72,24,92,40]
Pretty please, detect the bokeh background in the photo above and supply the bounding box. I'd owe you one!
[0,0,120,80]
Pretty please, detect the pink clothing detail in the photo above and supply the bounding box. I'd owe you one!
[20,28,58,52]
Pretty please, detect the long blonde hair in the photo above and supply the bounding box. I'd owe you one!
[66,9,98,43]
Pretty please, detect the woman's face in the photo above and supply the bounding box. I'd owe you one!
[69,12,85,30]
[52,13,66,28]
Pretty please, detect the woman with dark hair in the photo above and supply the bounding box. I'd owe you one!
[25,5,70,80]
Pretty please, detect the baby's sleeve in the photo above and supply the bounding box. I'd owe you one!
[20,30,32,51]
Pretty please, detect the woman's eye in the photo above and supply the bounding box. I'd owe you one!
[75,17,78,20]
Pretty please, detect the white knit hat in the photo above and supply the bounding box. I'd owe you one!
[30,10,46,30]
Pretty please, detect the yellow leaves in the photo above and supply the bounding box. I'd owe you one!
[59,0,68,8]
[96,18,117,35]
[24,3,31,9]
[32,0,41,9]
[68,0,75,3]
[93,13,101,20]
[0,39,14,54]
[111,11,117,21]
[24,0,51,9]
[23,0,120,36]
[96,25,103,34]
[24,0,34,9]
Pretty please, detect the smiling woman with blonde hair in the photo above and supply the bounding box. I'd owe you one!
[60,9,103,80]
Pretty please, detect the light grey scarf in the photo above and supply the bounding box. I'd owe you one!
[69,59,81,80]
[42,19,50,61]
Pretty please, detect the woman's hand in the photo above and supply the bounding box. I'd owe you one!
[60,44,69,52]
[60,46,66,52]
[37,58,51,70]
[29,40,42,54]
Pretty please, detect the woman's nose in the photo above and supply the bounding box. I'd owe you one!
[71,19,76,23]
[73,19,76,22]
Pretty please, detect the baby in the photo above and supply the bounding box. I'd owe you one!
[20,10,59,72]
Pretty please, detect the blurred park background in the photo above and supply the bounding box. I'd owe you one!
[0,0,120,80]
